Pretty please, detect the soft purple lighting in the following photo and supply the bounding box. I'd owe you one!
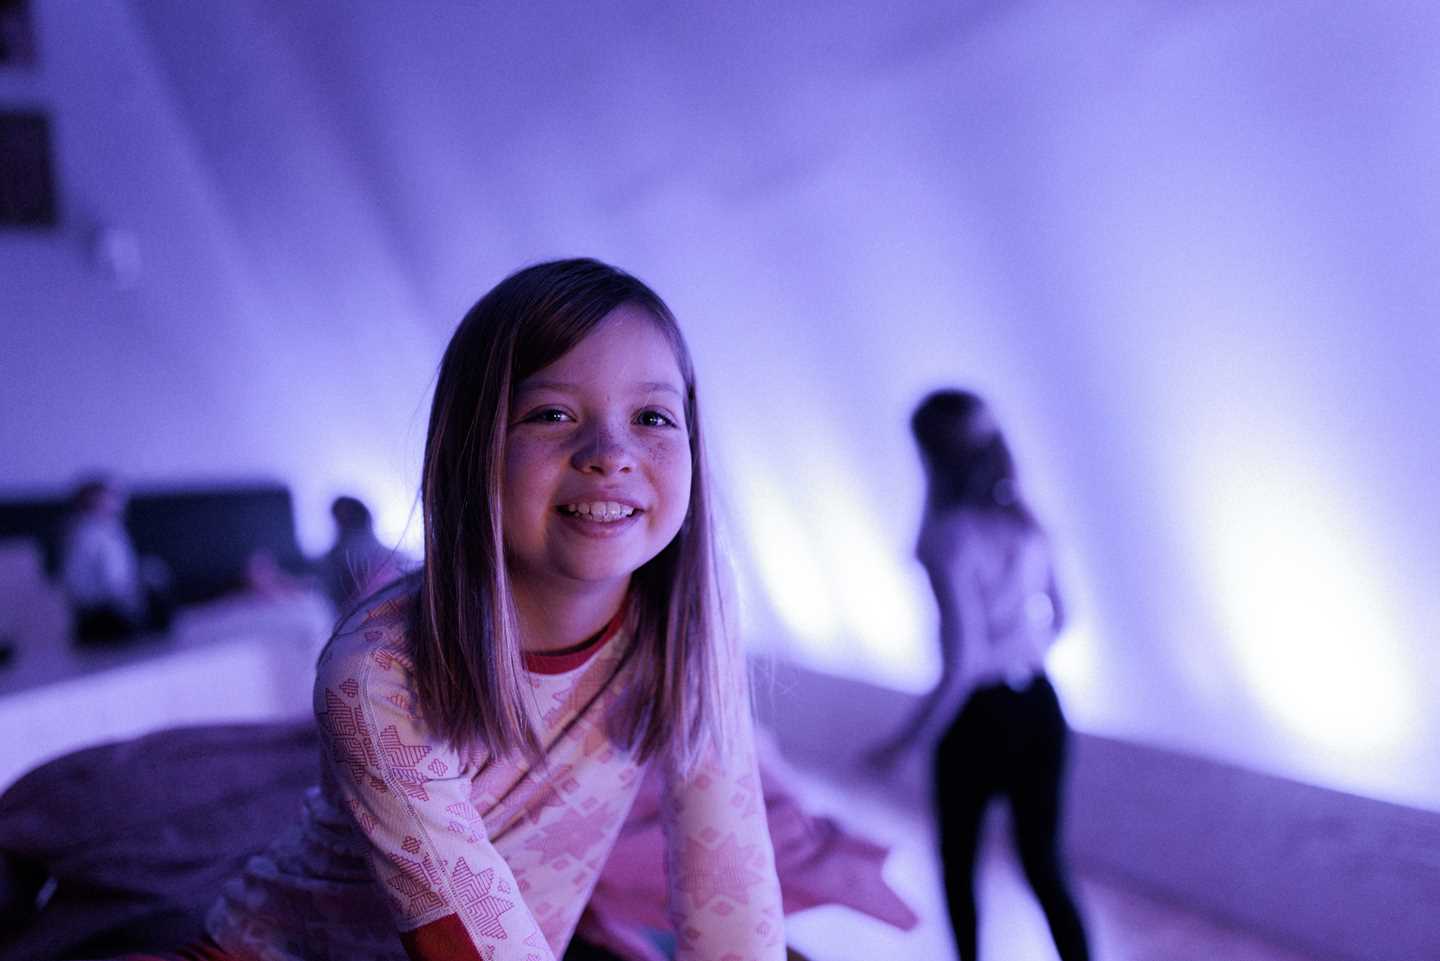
[1,1,1436,815]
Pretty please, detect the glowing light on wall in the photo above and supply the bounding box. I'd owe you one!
[1194,444,1415,758]
[729,461,842,667]
[725,445,932,691]
[1045,620,1099,713]
[804,472,929,689]
[290,453,423,560]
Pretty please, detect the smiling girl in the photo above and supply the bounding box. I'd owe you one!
[188,260,784,961]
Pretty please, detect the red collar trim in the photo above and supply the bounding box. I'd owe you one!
[523,608,625,675]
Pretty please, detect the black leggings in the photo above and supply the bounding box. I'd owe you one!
[934,676,1090,961]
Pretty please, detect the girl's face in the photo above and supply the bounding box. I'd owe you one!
[502,304,693,603]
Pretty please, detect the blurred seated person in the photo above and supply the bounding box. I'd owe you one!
[59,476,172,643]
[314,495,402,610]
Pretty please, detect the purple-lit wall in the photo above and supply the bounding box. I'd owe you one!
[3,1,1437,815]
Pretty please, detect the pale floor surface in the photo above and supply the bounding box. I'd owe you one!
[779,765,1330,961]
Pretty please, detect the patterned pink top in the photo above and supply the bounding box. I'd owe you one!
[206,584,784,961]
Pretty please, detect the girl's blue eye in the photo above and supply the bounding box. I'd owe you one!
[529,408,572,423]
[636,409,677,428]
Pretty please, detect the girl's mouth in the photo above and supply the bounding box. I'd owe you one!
[558,501,639,523]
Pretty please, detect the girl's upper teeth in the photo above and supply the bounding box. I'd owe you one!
[565,501,635,520]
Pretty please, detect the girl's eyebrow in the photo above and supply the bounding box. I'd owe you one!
[514,379,683,398]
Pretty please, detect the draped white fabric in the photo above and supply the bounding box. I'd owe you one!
[1,0,1436,810]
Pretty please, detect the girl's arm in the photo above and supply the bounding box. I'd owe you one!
[316,621,557,961]
[661,656,786,961]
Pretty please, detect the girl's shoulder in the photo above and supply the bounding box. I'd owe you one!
[949,507,1043,542]
[917,507,980,556]
[312,576,440,763]
[317,575,421,683]
[920,508,1047,565]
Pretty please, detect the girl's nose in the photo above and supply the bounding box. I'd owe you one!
[573,424,635,475]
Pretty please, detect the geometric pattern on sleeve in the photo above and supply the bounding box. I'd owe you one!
[450,858,515,940]
[384,850,446,920]
[379,724,435,801]
[676,833,763,909]
[522,802,617,869]
[318,687,386,794]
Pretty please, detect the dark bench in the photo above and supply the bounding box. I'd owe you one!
[0,481,306,606]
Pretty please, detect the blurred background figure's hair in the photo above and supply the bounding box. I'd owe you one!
[911,389,1025,520]
[328,495,372,533]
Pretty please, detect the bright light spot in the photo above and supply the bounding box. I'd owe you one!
[730,464,841,665]
[806,474,930,690]
[1197,451,1415,757]
[1045,620,1098,713]
[725,448,933,690]
[377,487,423,557]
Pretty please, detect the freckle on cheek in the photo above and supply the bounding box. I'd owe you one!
[647,440,689,467]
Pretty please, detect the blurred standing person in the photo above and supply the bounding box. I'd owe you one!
[867,390,1090,961]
